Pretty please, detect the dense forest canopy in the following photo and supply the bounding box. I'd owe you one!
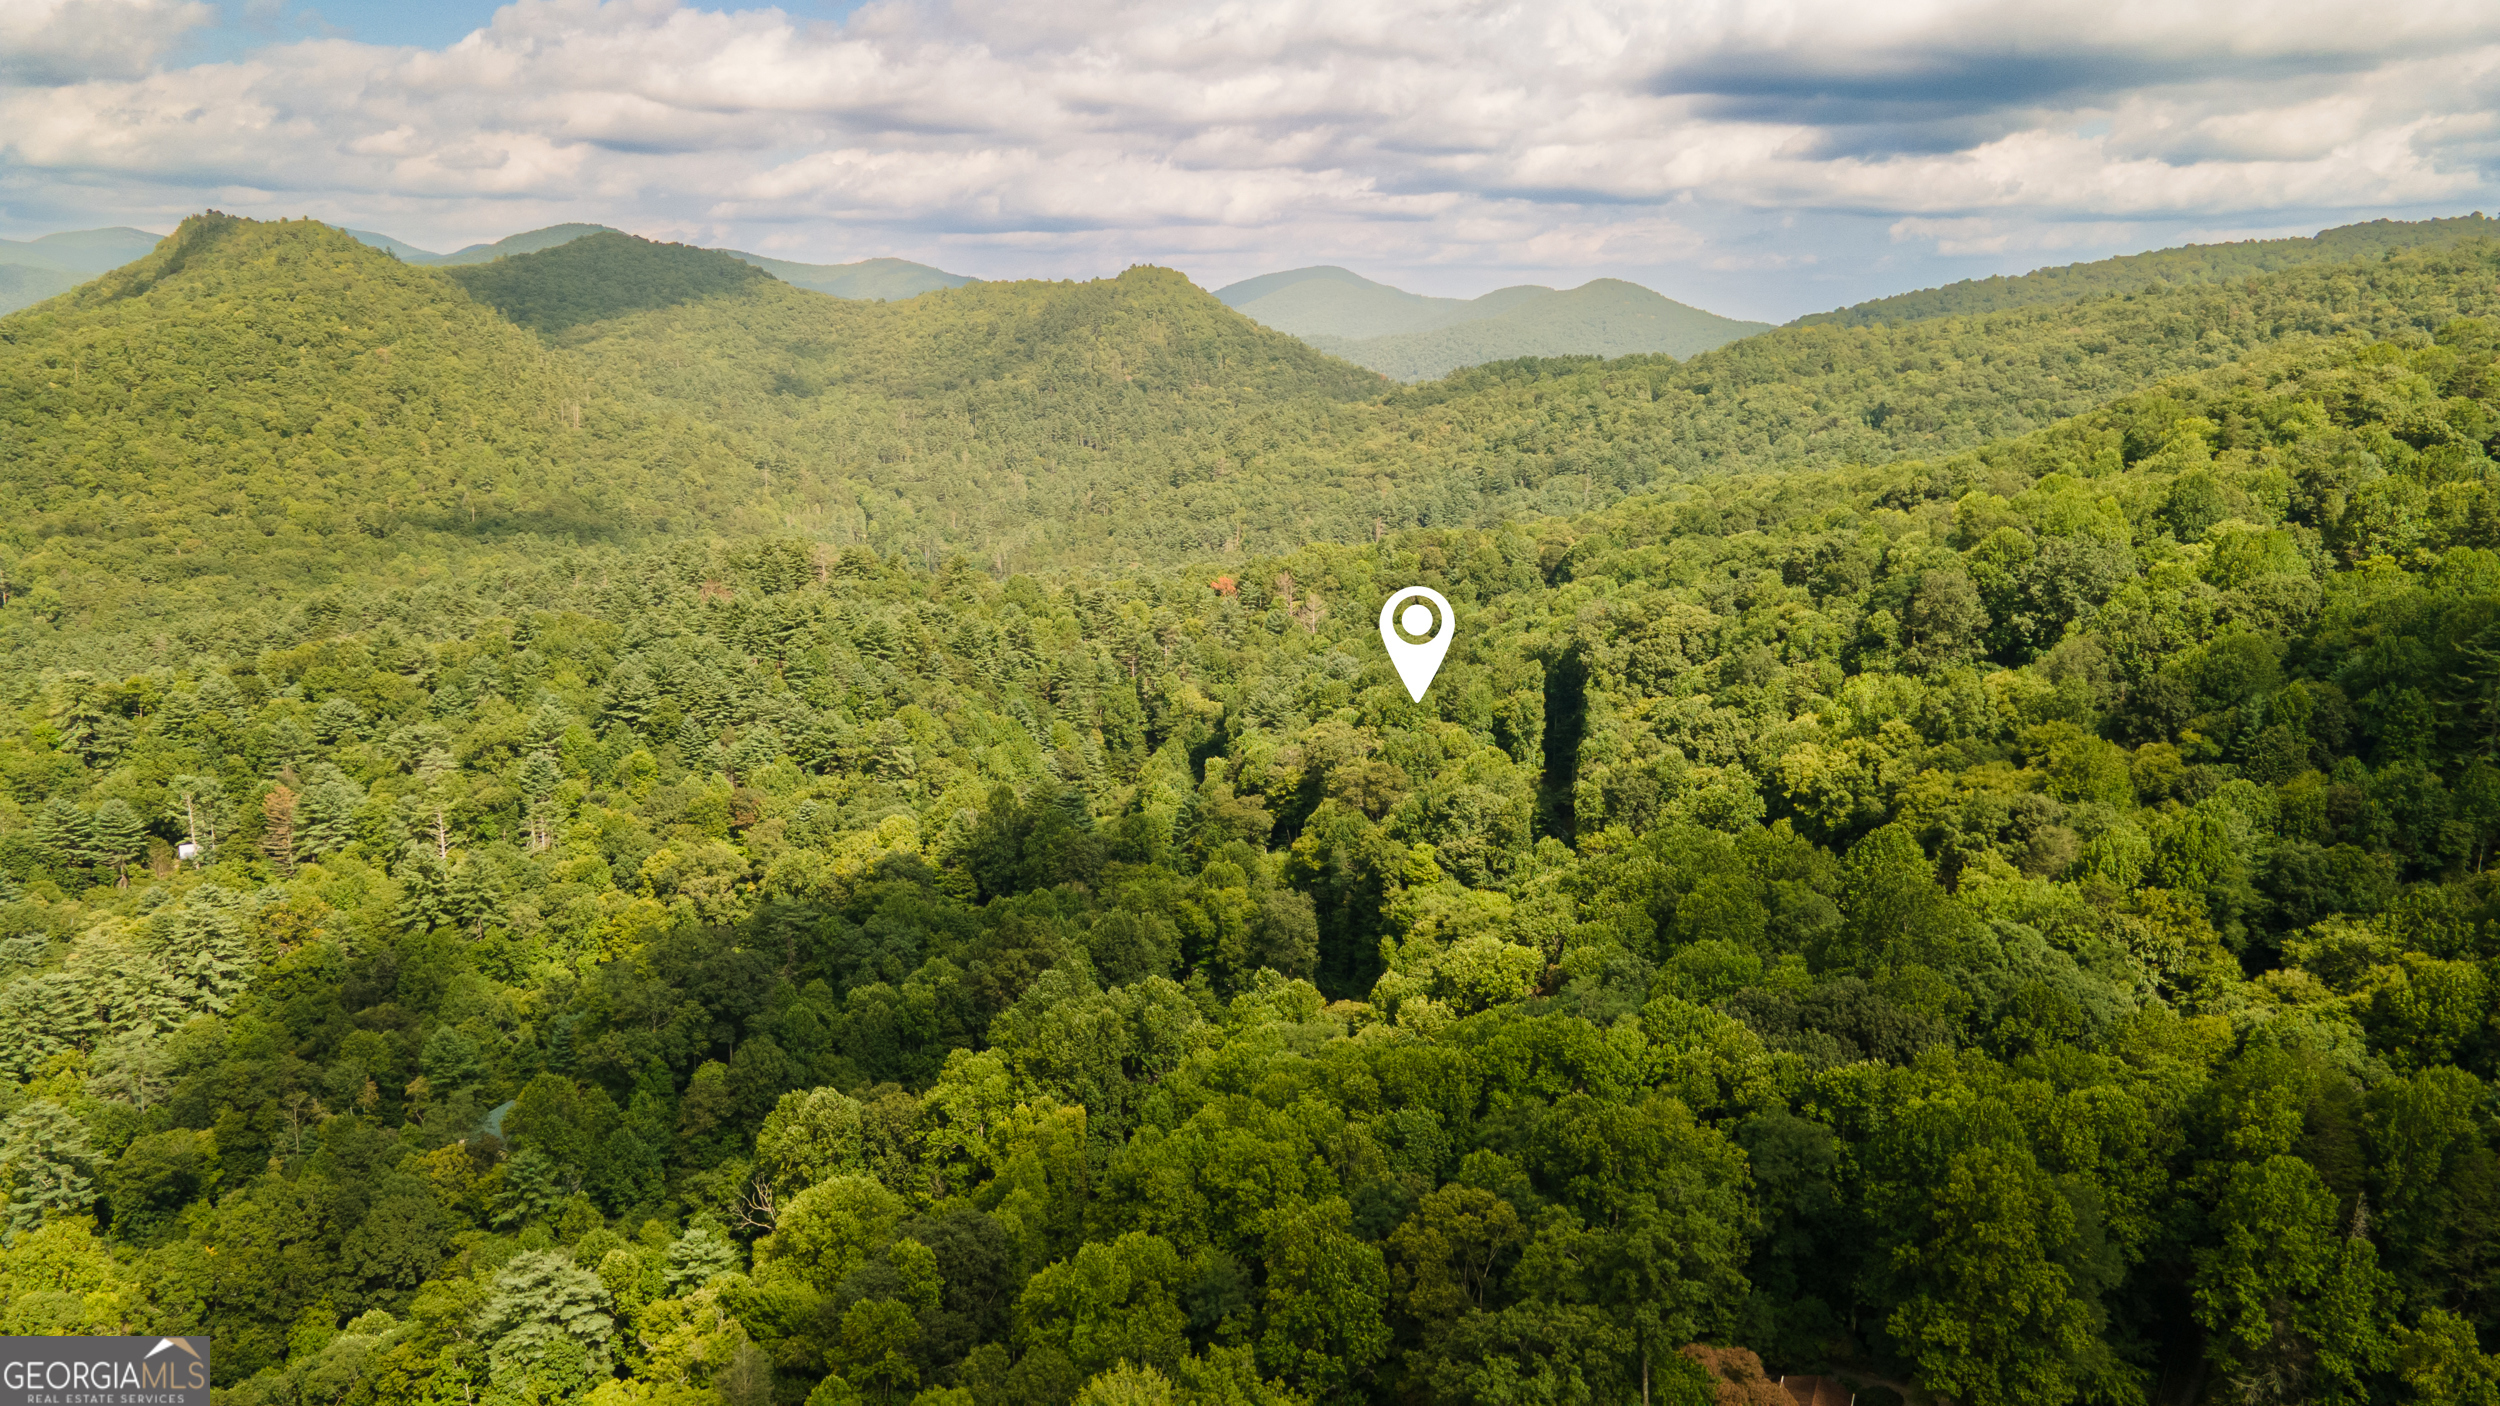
[6,212,2500,1406]
[13,214,2500,645]
[1794,213,2500,330]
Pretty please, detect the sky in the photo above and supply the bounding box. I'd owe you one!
[3,0,2498,322]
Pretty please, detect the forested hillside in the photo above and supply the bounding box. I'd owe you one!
[1798,212,2500,329]
[579,226,2500,568]
[7,299,2500,1405]
[0,215,783,628]
[14,214,2500,644]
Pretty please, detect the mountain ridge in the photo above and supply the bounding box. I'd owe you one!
[0,226,171,314]
[1215,264,1770,379]
[1310,277,1774,381]
[0,226,165,272]
[720,250,976,301]
[1796,211,2500,328]
[14,212,2500,638]
[335,223,974,301]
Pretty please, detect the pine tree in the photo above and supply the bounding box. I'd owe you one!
[492,1148,573,1230]
[727,727,782,784]
[517,751,564,852]
[664,1223,744,1293]
[475,1250,616,1394]
[601,665,661,736]
[155,887,251,1016]
[89,1030,174,1111]
[526,699,572,751]
[1,1099,97,1231]
[53,676,119,765]
[395,848,453,932]
[89,799,146,887]
[672,713,719,766]
[0,972,103,1080]
[313,696,367,744]
[420,1026,488,1092]
[446,858,500,939]
[266,716,316,772]
[102,947,192,1036]
[295,773,366,858]
[35,799,95,878]
[870,719,918,782]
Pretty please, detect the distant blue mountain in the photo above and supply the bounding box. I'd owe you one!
[1215,265,1769,381]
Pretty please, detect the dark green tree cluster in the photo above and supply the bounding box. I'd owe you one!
[444,233,779,336]
[6,316,2500,1405]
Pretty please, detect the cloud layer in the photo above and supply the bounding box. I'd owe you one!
[3,0,2497,316]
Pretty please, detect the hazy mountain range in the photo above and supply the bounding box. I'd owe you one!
[0,221,976,315]
[1212,266,1773,380]
[0,221,1769,375]
[13,213,2500,379]
[0,226,166,314]
[340,223,978,301]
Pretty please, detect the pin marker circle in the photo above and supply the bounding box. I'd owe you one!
[1379,586,1455,702]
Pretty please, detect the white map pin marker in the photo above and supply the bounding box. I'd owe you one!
[1379,586,1455,702]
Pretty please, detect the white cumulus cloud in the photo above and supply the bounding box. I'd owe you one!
[0,0,215,85]
[1,0,2495,316]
